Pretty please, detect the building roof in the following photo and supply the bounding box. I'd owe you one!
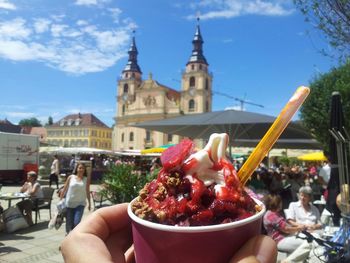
[122,35,142,74]
[30,127,47,141]
[50,113,110,128]
[187,23,208,66]
[0,119,22,133]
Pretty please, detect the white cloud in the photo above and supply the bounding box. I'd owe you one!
[77,20,89,26]
[225,105,245,111]
[0,18,31,39]
[0,15,134,75]
[1,104,114,126]
[33,18,51,34]
[108,8,122,23]
[4,111,35,119]
[222,38,233,43]
[188,0,294,20]
[75,0,98,6]
[0,0,16,10]
[75,0,111,6]
[0,40,56,61]
[51,24,69,37]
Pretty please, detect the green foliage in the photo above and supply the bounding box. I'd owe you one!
[293,0,350,61]
[47,116,53,125]
[101,164,157,204]
[18,117,42,127]
[300,62,350,152]
[277,156,302,167]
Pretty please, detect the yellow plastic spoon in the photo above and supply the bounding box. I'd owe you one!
[238,86,310,185]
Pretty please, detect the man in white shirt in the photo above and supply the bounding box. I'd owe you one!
[319,161,331,186]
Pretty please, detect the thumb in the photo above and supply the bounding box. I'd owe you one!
[229,235,277,263]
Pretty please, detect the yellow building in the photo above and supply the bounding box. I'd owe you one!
[46,113,112,150]
[113,23,212,151]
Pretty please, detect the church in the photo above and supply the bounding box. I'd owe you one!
[113,23,213,151]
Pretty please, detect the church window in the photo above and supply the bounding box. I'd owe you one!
[191,64,194,70]
[129,132,134,142]
[199,64,202,70]
[121,133,124,143]
[132,73,135,78]
[189,76,195,87]
[123,84,129,93]
[146,130,151,142]
[189,99,195,112]
[206,101,209,112]
[122,105,126,115]
[205,78,209,90]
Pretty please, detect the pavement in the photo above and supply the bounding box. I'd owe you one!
[0,179,104,263]
[0,180,293,263]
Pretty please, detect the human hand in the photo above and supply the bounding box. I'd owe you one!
[61,203,133,263]
[61,204,277,263]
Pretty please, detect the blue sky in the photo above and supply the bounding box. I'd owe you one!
[0,0,338,127]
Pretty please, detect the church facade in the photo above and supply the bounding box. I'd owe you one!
[113,24,213,151]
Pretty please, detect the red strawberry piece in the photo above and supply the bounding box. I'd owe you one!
[215,186,234,201]
[177,198,188,214]
[156,168,169,184]
[190,178,206,203]
[191,209,213,225]
[186,200,200,213]
[161,139,194,171]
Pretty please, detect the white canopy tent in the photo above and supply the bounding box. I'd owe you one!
[39,146,113,155]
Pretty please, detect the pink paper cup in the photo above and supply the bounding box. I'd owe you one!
[128,198,265,263]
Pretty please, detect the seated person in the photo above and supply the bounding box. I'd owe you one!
[20,171,44,200]
[263,194,305,254]
[18,171,44,224]
[286,186,322,232]
[281,186,323,263]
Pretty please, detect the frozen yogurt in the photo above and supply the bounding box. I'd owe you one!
[131,133,260,226]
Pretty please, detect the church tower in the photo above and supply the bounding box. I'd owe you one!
[181,19,212,114]
[117,33,142,117]
[113,34,143,151]
[112,22,213,151]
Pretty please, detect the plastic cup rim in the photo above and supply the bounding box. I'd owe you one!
[127,197,265,233]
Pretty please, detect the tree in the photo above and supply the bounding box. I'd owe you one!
[300,62,350,152]
[18,117,42,127]
[47,116,53,125]
[293,0,350,61]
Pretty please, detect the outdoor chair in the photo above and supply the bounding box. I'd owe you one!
[90,190,108,210]
[33,187,55,224]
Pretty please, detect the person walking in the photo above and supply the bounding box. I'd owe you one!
[50,154,60,189]
[60,163,91,234]
[69,154,76,173]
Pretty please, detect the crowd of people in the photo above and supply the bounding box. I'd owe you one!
[243,160,340,262]
[0,150,339,262]
[7,159,92,235]
[246,161,330,208]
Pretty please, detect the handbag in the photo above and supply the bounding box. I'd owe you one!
[48,211,65,230]
[3,206,29,233]
[57,199,66,213]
